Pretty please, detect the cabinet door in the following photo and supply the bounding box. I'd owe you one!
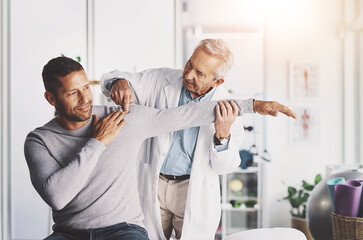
[94,0,175,77]
[10,0,87,239]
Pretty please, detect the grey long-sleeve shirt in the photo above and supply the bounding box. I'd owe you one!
[24,99,253,230]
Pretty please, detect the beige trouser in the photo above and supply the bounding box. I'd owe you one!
[158,175,189,240]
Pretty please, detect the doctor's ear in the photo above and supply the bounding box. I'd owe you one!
[44,91,56,106]
[212,78,224,87]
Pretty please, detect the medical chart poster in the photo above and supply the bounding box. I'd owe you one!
[289,106,320,147]
[288,61,319,100]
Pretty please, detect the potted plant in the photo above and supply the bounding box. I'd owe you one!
[281,174,322,240]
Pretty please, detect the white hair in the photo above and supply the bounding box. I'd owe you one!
[195,39,234,79]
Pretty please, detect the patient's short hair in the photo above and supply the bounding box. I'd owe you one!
[195,39,234,79]
[42,56,84,94]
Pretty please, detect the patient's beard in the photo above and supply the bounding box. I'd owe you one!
[56,100,93,122]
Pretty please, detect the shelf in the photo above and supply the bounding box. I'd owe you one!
[233,166,259,173]
[221,203,260,212]
[225,196,258,202]
[219,140,264,238]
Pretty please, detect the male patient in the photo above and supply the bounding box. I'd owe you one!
[24,56,271,239]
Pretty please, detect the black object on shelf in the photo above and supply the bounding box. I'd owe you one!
[239,149,253,169]
[244,126,254,131]
[244,199,257,208]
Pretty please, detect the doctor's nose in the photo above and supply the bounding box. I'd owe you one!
[184,70,195,81]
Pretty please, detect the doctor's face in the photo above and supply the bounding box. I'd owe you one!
[47,70,93,129]
[183,48,224,98]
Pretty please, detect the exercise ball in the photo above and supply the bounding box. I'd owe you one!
[306,170,363,240]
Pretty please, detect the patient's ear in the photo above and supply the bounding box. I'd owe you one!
[44,91,56,106]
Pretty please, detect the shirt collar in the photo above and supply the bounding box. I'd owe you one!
[182,86,216,104]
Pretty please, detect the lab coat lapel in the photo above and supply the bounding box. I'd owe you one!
[163,71,183,108]
[210,86,223,101]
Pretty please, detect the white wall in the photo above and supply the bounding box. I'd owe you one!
[92,0,175,105]
[263,0,344,227]
[94,0,175,76]
[10,1,87,238]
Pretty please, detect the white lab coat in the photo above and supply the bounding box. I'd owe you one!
[101,68,245,240]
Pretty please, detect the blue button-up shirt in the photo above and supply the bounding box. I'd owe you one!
[160,86,228,176]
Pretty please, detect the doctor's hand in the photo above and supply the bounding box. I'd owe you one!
[92,110,126,146]
[214,101,239,139]
[253,100,297,119]
[110,79,134,113]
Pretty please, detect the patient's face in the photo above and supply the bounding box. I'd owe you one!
[54,70,93,128]
[182,47,222,98]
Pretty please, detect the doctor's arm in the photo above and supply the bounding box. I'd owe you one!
[209,101,244,174]
[100,68,165,112]
[209,100,297,174]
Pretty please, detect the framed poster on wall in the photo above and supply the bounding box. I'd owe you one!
[288,61,320,101]
[289,105,320,147]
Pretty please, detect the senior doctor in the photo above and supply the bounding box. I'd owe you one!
[101,39,296,240]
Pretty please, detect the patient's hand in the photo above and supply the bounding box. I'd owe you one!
[111,79,134,113]
[92,110,126,145]
[253,100,297,119]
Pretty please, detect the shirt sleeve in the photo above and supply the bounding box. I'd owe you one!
[138,98,254,139]
[24,136,106,211]
[209,119,245,174]
[214,142,229,152]
[104,77,124,91]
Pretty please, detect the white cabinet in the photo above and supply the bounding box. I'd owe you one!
[217,162,264,239]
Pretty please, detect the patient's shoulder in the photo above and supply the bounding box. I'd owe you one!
[126,104,157,120]
[92,105,111,118]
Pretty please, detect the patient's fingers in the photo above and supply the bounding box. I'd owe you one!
[114,111,126,124]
